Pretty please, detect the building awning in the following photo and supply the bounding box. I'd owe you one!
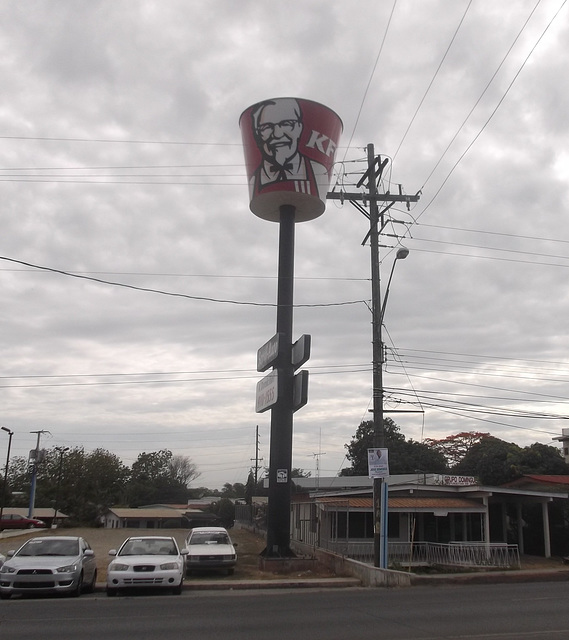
[315,496,485,514]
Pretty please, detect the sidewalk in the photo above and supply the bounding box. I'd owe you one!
[91,565,569,593]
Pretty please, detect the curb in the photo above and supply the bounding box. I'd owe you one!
[410,568,569,587]
[94,577,362,593]
[94,569,569,592]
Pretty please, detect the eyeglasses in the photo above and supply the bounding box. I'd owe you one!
[257,119,299,136]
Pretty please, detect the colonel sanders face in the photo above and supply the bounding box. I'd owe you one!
[253,99,304,168]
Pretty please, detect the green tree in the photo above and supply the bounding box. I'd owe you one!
[517,443,569,476]
[453,437,522,485]
[5,447,129,525]
[221,482,246,499]
[341,419,448,476]
[207,497,235,528]
[126,449,196,506]
[423,432,491,467]
[245,471,255,505]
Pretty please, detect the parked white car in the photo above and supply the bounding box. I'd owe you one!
[106,535,187,596]
[185,526,237,576]
[0,536,97,599]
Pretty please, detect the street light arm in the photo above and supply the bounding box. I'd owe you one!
[380,247,409,324]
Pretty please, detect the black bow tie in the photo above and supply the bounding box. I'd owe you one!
[270,163,293,180]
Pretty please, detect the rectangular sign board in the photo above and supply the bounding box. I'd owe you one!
[255,370,279,413]
[257,333,282,372]
[292,334,311,370]
[368,448,390,479]
[293,369,309,412]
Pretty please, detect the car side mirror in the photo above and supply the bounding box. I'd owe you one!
[84,549,94,557]
[181,549,189,556]
[108,549,117,556]
[7,550,15,558]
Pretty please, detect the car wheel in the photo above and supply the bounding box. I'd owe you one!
[27,524,35,529]
[0,593,11,600]
[70,572,83,597]
[172,582,182,595]
[84,569,97,594]
[227,568,234,576]
[106,587,117,597]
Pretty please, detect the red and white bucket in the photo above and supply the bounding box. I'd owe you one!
[240,98,343,222]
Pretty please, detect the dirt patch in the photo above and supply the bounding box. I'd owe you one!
[0,526,336,583]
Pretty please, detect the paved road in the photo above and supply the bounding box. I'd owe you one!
[1,581,569,639]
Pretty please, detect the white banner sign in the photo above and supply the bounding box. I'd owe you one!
[368,448,389,479]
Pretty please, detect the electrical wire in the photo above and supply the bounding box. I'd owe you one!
[392,0,473,162]
[0,255,368,309]
[341,0,398,162]
[414,0,568,223]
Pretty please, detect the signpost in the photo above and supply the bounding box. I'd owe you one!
[257,333,282,372]
[255,370,279,413]
[292,334,311,370]
[293,369,309,412]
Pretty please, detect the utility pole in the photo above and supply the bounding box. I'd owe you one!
[28,430,49,518]
[250,424,263,485]
[1,426,14,523]
[327,143,420,568]
[53,446,69,525]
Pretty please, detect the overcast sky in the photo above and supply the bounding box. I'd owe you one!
[1,1,568,490]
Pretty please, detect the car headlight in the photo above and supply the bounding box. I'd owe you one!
[56,564,78,573]
[0,565,15,574]
[160,562,180,571]
[109,563,129,572]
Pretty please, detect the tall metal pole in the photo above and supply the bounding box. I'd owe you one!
[265,203,296,557]
[367,143,386,568]
[1,427,14,522]
[53,446,69,525]
[28,430,45,518]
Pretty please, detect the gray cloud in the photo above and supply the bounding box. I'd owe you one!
[1,1,568,488]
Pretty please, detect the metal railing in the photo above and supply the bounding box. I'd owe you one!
[319,539,520,569]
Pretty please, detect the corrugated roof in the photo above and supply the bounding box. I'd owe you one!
[7,508,68,519]
[107,508,187,519]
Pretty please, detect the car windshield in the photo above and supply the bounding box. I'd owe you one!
[189,532,230,545]
[119,539,177,556]
[18,539,79,557]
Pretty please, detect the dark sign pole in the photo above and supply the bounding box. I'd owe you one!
[264,204,296,557]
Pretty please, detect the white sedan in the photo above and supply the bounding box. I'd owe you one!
[106,536,187,596]
[185,527,237,576]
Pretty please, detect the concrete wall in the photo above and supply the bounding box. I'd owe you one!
[292,540,412,588]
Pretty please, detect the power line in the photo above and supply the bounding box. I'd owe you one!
[392,0,473,161]
[416,0,542,189]
[0,135,241,146]
[0,255,368,309]
[414,0,568,223]
[341,0,398,161]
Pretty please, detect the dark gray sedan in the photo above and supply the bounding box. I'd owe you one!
[0,536,97,599]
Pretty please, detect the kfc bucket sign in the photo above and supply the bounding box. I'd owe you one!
[240,98,343,222]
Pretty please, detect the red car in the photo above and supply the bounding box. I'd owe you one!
[0,514,46,531]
